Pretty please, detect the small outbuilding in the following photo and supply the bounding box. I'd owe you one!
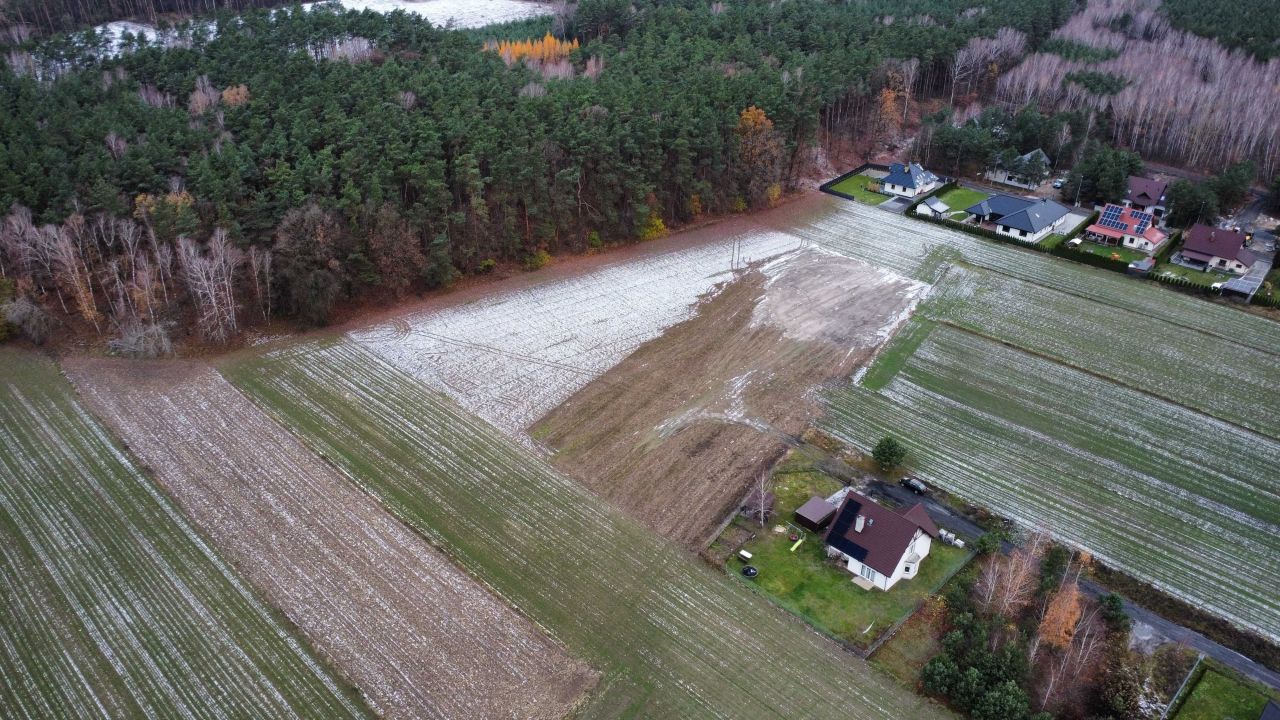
[794,495,838,532]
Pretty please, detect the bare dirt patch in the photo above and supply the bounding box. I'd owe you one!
[533,250,925,548]
[64,358,597,720]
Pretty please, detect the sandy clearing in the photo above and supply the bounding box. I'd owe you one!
[351,230,802,439]
[534,250,926,547]
[64,358,596,720]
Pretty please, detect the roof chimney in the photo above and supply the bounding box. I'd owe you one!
[854,515,865,533]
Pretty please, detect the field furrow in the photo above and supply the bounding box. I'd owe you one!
[821,327,1280,640]
[64,358,596,720]
[0,348,369,719]
[925,264,1280,438]
[224,339,948,719]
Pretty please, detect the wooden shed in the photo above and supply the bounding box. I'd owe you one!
[794,495,837,532]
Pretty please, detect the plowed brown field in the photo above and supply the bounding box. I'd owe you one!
[534,250,923,547]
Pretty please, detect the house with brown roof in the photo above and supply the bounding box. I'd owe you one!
[1178,224,1257,275]
[823,492,939,591]
[1125,176,1168,217]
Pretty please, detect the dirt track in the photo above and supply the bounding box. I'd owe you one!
[64,358,596,720]
[534,249,924,548]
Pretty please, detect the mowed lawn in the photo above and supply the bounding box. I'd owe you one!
[1174,669,1278,720]
[934,186,988,215]
[0,348,369,719]
[735,466,970,651]
[822,326,1280,641]
[224,339,950,720]
[828,173,890,204]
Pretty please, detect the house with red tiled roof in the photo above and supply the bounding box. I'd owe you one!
[1178,224,1257,275]
[823,492,939,591]
[1085,203,1170,254]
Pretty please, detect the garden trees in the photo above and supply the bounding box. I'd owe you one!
[1061,142,1142,205]
[872,436,907,470]
[1165,179,1220,228]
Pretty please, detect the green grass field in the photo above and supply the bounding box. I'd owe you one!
[829,173,891,204]
[224,339,949,719]
[934,186,988,213]
[822,326,1280,640]
[1156,263,1223,285]
[1077,241,1149,263]
[0,348,369,719]
[1174,669,1277,720]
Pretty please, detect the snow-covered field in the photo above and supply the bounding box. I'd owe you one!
[91,0,553,55]
[224,338,939,718]
[353,230,802,438]
[822,326,1280,641]
[303,0,554,27]
[0,349,367,719]
[65,358,596,720]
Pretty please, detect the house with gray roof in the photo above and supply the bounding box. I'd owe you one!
[966,193,1036,224]
[881,162,940,199]
[993,198,1073,244]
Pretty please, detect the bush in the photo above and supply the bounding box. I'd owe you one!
[477,258,497,274]
[1100,593,1130,633]
[2,296,56,345]
[972,533,1001,556]
[639,213,668,241]
[587,231,603,250]
[872,436,907,469]
[0,278,13,342]
[523,249,552,271]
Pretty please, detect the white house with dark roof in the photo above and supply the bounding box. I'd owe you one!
[823,492,939,591]
[1179,224,1257,275]
[881,162,940,198]
[992,198,1072,244]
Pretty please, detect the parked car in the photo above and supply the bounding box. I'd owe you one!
[900,476,929,495]
[1052,177,1065,189]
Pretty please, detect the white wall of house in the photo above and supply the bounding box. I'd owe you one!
[829,530,932,592]
[996,220,1058,244]
[1208,255,1252,274]
[984,169,1039,190]
[884,180,938,199]
[1122,234,1165,254]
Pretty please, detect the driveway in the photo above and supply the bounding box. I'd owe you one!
[878,196,912,214]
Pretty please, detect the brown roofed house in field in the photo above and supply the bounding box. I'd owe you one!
[823,492,938,591]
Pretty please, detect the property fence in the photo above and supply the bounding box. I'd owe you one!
[818,163,891,201]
